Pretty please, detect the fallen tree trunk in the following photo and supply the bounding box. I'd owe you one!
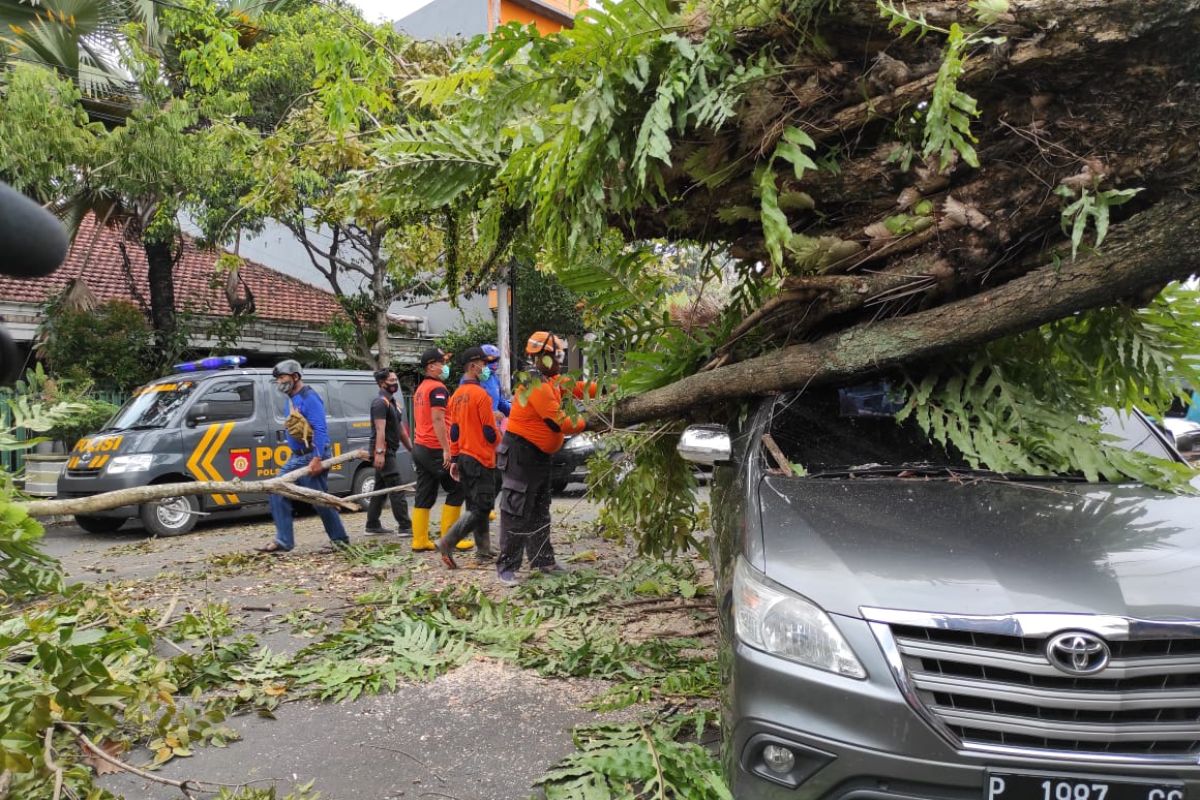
[598,197,1200,427]
[19,451,369,518]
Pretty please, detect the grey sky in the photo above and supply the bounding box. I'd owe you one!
[349,0,434,22]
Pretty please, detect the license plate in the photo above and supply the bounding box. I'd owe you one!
[986,772,1185,800]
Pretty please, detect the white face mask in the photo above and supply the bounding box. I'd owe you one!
[439,364,450,381]
[276,378,295,395]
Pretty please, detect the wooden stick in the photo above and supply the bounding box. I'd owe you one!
[341,481,416,503]
[761,434,793,476]
[19,451,368,518]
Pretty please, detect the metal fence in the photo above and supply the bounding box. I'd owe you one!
[0,390,130,478]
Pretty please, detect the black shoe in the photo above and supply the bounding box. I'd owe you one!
[536,563,569,576]
[474,550,496,563]
[363,525,393,536]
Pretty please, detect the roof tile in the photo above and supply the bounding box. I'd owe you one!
[0,216,343,325]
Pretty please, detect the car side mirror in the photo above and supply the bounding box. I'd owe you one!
[185,402,215,427]
[678,424,731,465]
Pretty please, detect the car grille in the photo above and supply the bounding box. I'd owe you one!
[877,620,1200,761]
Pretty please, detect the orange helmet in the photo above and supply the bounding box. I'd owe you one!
[525,331,567,362]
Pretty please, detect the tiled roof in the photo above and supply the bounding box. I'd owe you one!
[0,215,343,325]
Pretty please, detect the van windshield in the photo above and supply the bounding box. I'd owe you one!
[104,382,198,430]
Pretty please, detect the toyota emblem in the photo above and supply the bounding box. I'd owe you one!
[1046,631,1111,676]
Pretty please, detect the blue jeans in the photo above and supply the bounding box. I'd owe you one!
[269,455,349,550]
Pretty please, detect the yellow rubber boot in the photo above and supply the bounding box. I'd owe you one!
[411,508,435,551]
[440,504,472,550]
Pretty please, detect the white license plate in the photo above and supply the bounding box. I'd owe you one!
[987,772,1185,800]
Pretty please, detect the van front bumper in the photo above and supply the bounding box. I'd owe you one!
[56,470,155,519]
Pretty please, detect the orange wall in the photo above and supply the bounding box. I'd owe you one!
[495,0,584,34]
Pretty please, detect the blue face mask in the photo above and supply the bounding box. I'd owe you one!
[480,365,492,382]
[439,364,450,381]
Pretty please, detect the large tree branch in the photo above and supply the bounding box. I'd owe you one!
[598,198,1200,427]
[19,452,367,518]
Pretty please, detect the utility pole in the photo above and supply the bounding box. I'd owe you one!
[497,273,510,392]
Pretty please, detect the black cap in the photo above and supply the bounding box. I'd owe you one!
[420,347,450,367]
[459,346,487,365]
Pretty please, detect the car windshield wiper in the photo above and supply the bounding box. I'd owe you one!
[121,423,166,430]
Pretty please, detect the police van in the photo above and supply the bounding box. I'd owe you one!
[57,357,414,536]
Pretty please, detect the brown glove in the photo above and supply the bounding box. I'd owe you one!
[285,406,313,449]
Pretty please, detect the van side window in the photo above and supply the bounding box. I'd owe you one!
[196,379,255,422]
[339,382,378,420]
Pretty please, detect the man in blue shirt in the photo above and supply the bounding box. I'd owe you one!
[256,359,350,553]
[460,343,511,419]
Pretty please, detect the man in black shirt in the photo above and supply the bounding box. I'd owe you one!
[365,368,414,536]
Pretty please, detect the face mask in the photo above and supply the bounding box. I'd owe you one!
[384,382,399,395]
[276,379,294,395]
[439,364,450,381]
[480,365,492,382]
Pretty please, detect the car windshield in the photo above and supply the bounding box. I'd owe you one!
[105,381,198,430]
[768,383,1175,477]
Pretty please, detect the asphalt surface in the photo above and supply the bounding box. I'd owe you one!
[40,484,634,800]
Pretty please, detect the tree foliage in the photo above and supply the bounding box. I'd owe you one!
[337,0,1200,551]
[39,298,156,392]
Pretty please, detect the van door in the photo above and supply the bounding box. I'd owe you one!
[270,380,350,493]
[182,376,263,509]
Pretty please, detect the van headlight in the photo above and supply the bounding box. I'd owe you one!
[733,557,866,679]
[106,455,153,474]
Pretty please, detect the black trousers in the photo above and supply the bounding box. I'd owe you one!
[441,454,496,554]
[365,450,410,530]
[497,433,555,573]
[412,443,464,509]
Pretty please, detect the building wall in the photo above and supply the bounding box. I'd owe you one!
[395,0,489,39]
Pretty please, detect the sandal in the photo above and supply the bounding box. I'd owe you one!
[317,541,351,555]
[254,542,289,554]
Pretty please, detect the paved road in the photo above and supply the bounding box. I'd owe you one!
[40,483,634,800]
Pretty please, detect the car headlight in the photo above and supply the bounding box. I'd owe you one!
[106,454,153,474]
[733,557,866,679]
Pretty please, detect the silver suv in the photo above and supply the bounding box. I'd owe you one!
[679,385,1199,800]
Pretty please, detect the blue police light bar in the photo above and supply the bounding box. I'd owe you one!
[173,355,247,372]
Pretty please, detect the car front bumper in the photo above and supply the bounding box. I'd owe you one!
[727,622,1200,799]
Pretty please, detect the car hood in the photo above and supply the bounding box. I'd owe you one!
[757,475,1200,619]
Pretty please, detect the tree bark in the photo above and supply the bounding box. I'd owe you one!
[144,238,177,352]
[597,198,1200,427]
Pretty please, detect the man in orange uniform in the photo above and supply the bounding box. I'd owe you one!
[495,332,596,586]
[410,347,467,552]
[436,347,500,568]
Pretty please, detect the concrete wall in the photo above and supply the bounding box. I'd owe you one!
[395,0,488,39]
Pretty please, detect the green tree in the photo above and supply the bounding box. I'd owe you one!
[172,3,462,368]
[320,0,1200,550]
[39,298,156,391]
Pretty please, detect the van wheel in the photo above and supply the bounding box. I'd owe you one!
[75,515,126,534]
[551,478,569,494]
[140,494,199,537]
[351,467,375,511]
